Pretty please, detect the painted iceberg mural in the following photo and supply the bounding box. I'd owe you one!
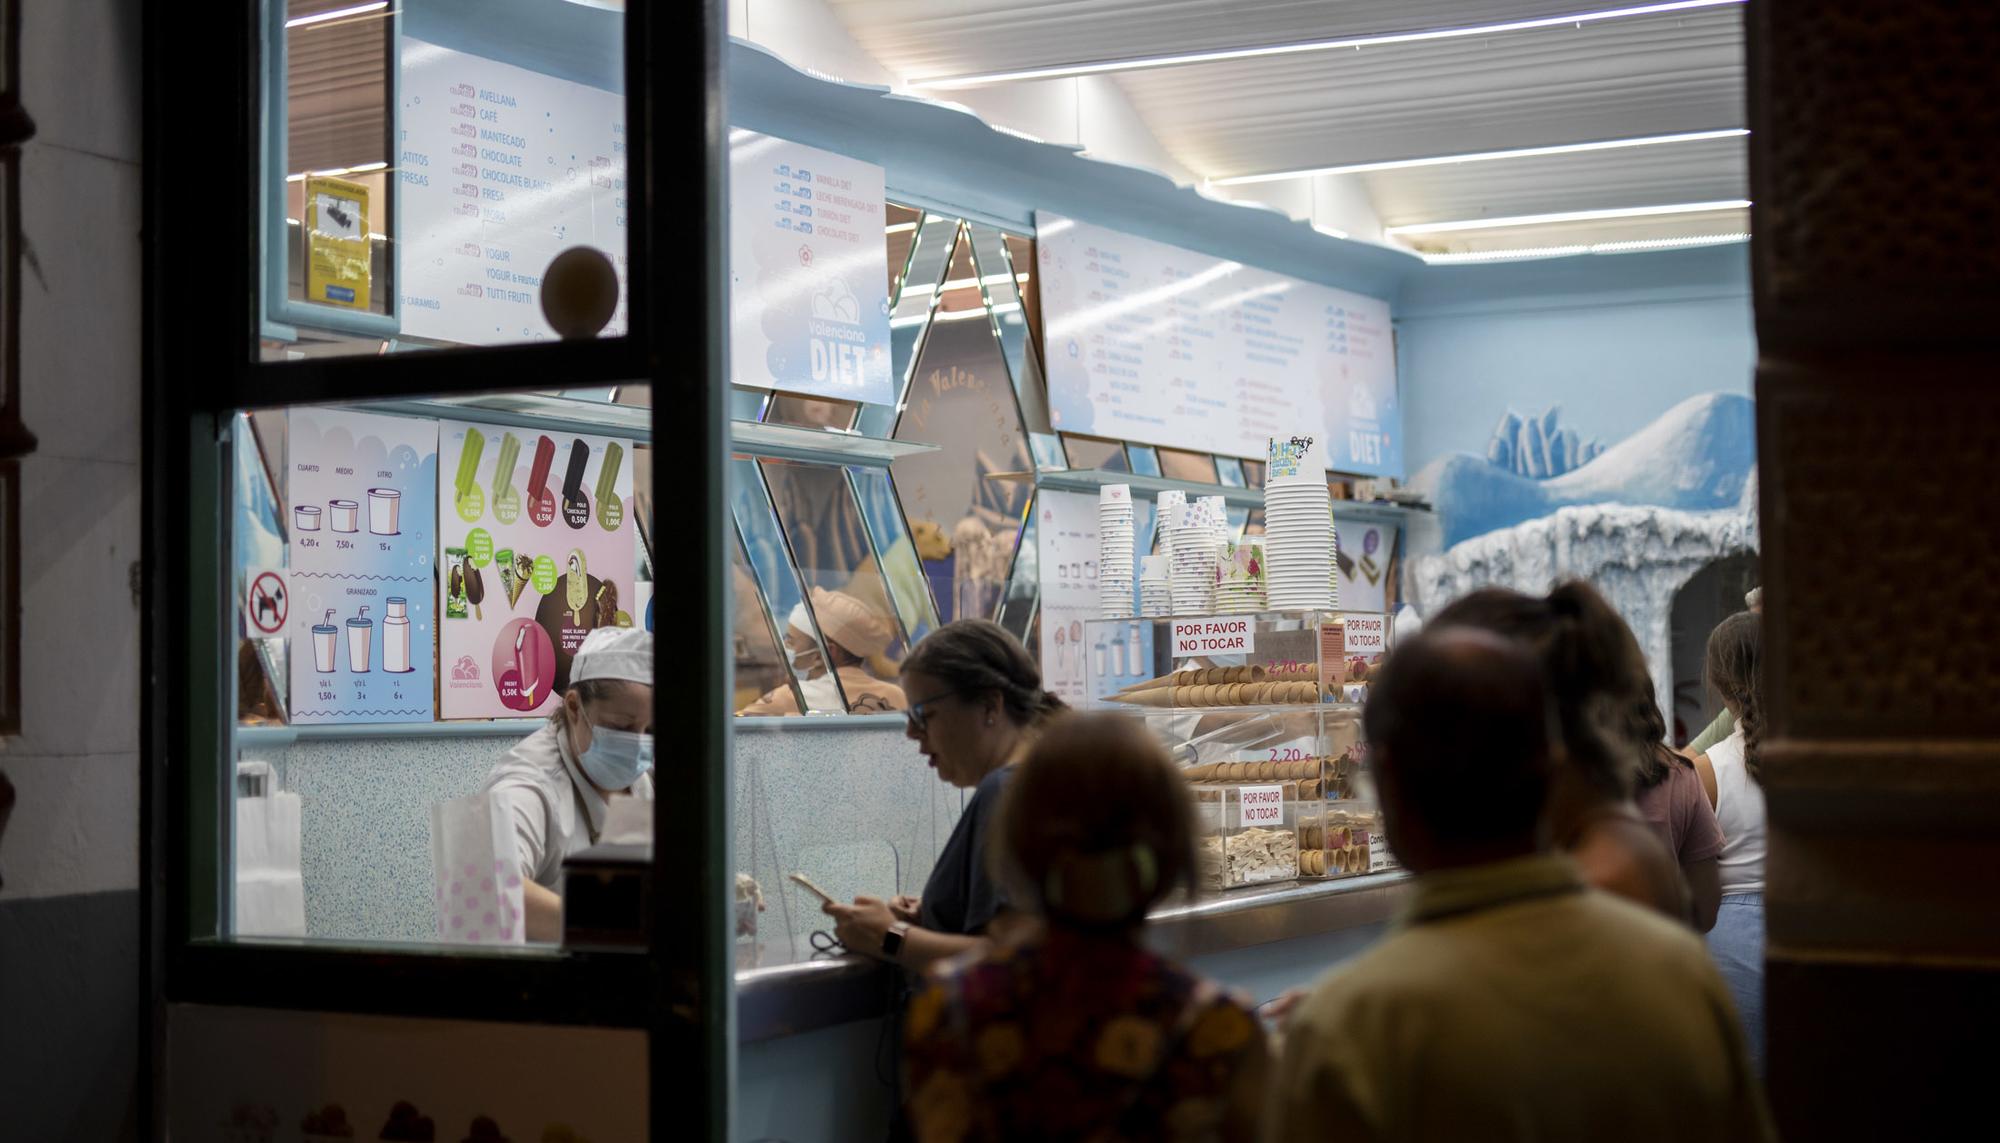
[1412,392,1757,549]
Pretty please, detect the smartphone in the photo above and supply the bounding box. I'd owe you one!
[788,872,837,906]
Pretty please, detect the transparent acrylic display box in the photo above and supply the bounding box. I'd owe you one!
[1084,612,1399,884]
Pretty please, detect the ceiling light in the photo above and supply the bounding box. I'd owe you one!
[1387,199,1750,236]
[285,161,390,183]
[286,2,388,29]
[1214,129,1748,186]
[1311,223,1351,240]
[906,0,1743,89]
[1421,233,1749,263]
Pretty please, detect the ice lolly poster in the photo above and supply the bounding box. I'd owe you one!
[437,420,637,718]
[287,409,440,725]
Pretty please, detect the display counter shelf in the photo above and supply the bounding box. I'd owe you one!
[734,869,1411,1042]
[729,419,941,467]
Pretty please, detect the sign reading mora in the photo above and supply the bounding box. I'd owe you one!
[727,130,893,405]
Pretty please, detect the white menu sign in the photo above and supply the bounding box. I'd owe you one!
[1037,213,1400,475]
[397,37,629,345]
[728,130,893,405]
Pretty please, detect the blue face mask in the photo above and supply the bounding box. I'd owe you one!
[575,721,654,791]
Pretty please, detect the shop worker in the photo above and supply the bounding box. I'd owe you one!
[738,586,907,715]
[484,626,654,942]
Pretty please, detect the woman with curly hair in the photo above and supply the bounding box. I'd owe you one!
[1694,610,1767,1073]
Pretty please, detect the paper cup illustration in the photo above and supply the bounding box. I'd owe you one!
[329,499,359,533]
[346,606,373,673]
[384,597,413,673]
[294,505,322,532]
[312,610,339,674]
[367,487,401,535]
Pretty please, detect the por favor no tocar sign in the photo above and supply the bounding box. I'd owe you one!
[1172,615,1256,658]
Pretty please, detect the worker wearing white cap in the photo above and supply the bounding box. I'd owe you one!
[739,587,907,715]
[483,625,654,941]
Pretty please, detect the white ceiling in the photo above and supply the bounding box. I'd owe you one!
[824,0,1749,252]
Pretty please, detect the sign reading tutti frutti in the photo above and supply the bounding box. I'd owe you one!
[1239,784,1285,828]
[1342,612,1387,653]
[1173,616,1256,658]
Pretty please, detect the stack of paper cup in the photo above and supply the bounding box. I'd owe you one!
[1265,433,1336,610]
[1098,484,1136,618]
[1171,498,1224,616]
[1214,541,1269,613]
[1154,490,1187,566]
[1140,554,1172,617]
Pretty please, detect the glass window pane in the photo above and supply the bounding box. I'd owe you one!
[271,0,629,355]
[1061,433,1127,472]
[224,390,652,953]
[730,455,842,716]
[847,466,941,645]
[1158,447,1219,484]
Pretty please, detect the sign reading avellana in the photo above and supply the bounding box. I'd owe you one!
[1238,784,1285,828]
[1343,612,1387,654]
[1172,615,1257,658]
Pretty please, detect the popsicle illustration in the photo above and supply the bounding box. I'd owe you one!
[560,439,591,529]
[515,625,541,705]
[462,554,485,621]
[491,431,522,518]
[525,435,558,523]
[454,427,486,517]
[565,549,588,624]
[594,441,624,530]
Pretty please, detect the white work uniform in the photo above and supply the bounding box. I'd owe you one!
[483,722,655,889]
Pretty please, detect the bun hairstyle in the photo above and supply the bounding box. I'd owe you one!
[1705,611,1763,785]
[1430,581,1650,801]
[901,618,1066,728]
[992,712,1194,928]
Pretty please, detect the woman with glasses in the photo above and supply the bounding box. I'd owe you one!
[823,618,1064,972]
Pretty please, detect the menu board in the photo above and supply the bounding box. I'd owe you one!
[398,36,628,345]
[436,420,636,719]
[286,409,440,725]
[728,130,893,405]
[1037,213,1401,476]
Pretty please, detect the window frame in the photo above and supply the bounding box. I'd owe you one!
[141,1,729,1137]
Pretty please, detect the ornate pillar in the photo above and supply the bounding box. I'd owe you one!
[1751,2,2000,1135]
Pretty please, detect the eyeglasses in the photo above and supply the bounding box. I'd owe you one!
[904,690,970,732]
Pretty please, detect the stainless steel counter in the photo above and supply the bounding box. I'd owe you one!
[734,870,1411,1042]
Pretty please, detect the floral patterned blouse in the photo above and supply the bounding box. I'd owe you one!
[904,928,1267,1142]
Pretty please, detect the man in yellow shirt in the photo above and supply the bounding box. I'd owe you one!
[1269,629,1773,1143]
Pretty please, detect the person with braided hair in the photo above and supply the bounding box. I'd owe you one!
[1694,609,1767,1073]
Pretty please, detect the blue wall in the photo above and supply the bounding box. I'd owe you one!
[1396,244,1755,469]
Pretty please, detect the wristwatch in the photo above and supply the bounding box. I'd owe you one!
[881,921,910,960]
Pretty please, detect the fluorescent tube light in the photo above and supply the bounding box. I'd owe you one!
[286,2,388,29]
[1421,232,1749,263]
[1214,129,1749,186]
[1387,199,1751,236]
[286,161,390,183]
[907,0,1743,89]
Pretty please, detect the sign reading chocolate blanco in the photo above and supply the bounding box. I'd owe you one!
[1172,615,1257,658]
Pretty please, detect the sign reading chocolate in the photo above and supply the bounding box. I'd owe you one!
[1172,615,1257,658]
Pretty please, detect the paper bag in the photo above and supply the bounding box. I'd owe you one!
[429,793,526,945]
[234,762,306,937]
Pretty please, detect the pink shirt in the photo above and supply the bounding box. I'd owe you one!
[1635,762,1725,865]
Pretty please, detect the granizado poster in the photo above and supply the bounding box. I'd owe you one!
[287,409,440,725]
[437,420,637,718]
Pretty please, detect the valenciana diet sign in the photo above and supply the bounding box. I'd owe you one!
[1172,615,1256,658]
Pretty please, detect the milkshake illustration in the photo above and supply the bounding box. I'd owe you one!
[367,487,401,535]
[329,499,359,533]
[384,597,412,673]
[1111,637,1127,678]
[295,505,322,532]
[1127,625,1143,675]
[346,606,373,672]
[312,610,339,673]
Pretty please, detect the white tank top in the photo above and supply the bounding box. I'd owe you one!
[1709,725,1766,894]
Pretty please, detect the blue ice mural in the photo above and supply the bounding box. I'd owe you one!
[1411,392,1756,549]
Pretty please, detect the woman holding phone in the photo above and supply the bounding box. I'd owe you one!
[821,619,1064,971]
